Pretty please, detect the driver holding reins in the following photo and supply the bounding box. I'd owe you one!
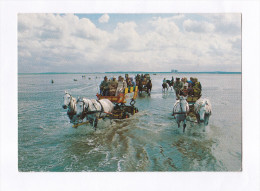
[100,76,109,96]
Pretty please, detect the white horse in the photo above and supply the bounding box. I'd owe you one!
[76,98,114,130]
[194,98,212,126]
[173,96,190,132]
[62,91,77,122]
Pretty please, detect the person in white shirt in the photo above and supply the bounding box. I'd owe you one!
[116,76,127,96]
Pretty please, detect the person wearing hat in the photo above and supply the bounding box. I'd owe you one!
[109,76,118,96]
[173,77,183,96]
[100,76,109,96]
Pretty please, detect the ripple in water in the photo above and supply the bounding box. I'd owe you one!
[18,73,242,171]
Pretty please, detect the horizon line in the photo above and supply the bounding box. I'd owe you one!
[18,71,242,74]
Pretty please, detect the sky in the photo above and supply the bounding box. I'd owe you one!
[18,13,241,73]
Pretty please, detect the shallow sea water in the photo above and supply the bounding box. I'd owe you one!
[18,73,242,171]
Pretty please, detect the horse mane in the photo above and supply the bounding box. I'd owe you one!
[174,99,189,112]
[69,96,77,112]
[195,98,211,114]
[204,100,212,114]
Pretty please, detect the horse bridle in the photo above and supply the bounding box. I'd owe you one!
[65,92,72,103]
[77,99,87,114]
[179,99,183,113]
[78,99,104,116]
[65,93,77,115]
[179,97,188,115]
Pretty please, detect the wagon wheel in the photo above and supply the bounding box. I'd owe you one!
[123,112,130,119]
[132,107,139,115]
[119,103,126,110]
[130,99,136,106]
[114,103,120,110]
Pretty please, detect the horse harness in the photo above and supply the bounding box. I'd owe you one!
[81,99,104,118]
[66,93,76,115]
[173,100,188,115]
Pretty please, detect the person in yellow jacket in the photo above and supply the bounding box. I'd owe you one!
[193,78,202,97]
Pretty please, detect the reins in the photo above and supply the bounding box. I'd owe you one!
[80,99,108,116]
[173,99,188,115]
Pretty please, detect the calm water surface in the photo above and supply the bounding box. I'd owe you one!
[18,73,242,171]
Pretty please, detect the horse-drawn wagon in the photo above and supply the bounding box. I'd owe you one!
[135,74,152,95]
[172,79,211,132]
[63,84,139,129]
[96,86,139,119]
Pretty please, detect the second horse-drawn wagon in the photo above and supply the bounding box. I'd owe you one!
[135,74,152,95]
[96,85,139,119]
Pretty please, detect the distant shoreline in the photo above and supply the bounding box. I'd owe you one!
[18,71,242,75]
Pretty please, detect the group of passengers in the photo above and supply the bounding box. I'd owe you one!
[135,74,152,92]
[135,74,151,87]
[99,75,136,96]
[172,77,202,97]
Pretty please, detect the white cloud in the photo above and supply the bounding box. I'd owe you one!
[183,19,215,33]
[109,22,146,51]
[18,13,241,73]
[149,16,180,35]
[98,14,110,23]
[204,14,241,35]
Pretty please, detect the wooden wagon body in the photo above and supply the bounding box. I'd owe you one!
[96,86,139,119]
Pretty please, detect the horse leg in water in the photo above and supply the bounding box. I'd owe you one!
[177,121,180,128]
[183,119,187,132]
[109,115,113,125]
[147,88,151,96]
[88,118,97,131]
[93,118,98,131]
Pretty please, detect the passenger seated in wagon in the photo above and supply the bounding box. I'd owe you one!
[193,78,202,97]
[100,76,109,96]
[187,77,195,87]
[187,83,194,96]
[116,76,127,96]
[135,74,141,86]
[174,78,183,96]
[130,77,135,86]
[126,77,132,87]
[179,84,188,96]
[181,77,188,87]
[126,77,136,92]
[108,77,118,96]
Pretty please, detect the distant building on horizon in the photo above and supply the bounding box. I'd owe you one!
[171,69,178,73]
